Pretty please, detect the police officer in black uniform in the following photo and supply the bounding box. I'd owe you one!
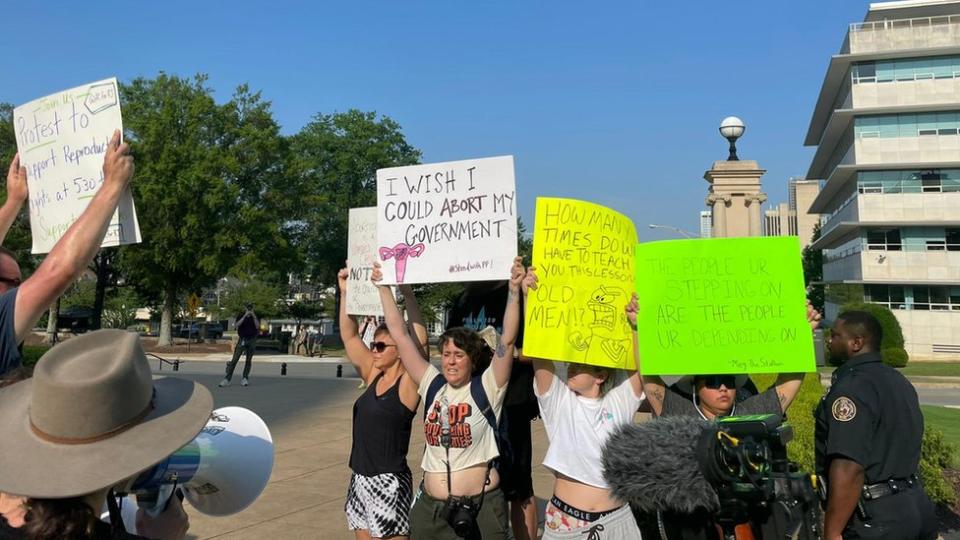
[815,311,937,540]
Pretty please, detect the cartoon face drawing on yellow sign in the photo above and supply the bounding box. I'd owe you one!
[568,285,631,363]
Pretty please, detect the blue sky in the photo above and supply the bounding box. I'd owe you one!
[1,1,869,240]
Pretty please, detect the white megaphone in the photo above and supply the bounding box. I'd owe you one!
[125,406,274,516]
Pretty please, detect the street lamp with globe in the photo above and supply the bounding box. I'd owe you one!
[719,116,745,161]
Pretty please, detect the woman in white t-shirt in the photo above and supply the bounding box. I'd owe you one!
[372,257,531,540]
[524,279,646,539]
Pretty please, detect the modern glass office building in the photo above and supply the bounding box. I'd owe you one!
[806,0,960,358]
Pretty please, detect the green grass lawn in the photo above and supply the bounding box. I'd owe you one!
[820,362,960,378]
[922,405,960,467]
[900,362,960,378]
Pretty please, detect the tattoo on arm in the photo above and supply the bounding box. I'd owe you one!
[778,390,788,410]
[507,289,519,303]
[496,334,506,359]
[650,387,664,404]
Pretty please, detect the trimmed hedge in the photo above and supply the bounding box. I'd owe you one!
[882,347,909,368]
[752,372,821,474]
[920,427,958,505]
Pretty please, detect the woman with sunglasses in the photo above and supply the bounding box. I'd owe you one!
[338,267,427,540]
[372,257,529,540]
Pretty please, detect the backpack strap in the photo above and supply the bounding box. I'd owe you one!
[470,373,498,432]
[423,373,446,421]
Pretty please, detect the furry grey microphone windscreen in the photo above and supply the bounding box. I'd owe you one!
[602,416,720,513]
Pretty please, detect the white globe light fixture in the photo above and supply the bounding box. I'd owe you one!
[719,116,745,161]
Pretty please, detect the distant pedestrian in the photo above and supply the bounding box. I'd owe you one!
[220,303,258,387]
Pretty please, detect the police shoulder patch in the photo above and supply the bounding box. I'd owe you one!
[831,396,857,422]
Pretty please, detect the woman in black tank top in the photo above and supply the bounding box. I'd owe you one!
[338,268,425,540]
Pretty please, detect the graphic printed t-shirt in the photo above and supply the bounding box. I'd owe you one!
[418,363,508,473]
[537,373,644,489]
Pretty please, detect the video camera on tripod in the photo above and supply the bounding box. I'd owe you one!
[603,414,822,540]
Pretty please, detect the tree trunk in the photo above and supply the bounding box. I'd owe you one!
[44,299,60,345]
[158,285,176,347]
[333,286,341,332]
[92,251,108,330]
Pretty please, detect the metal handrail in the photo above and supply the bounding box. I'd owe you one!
[851,14,960,33]
[146,352,182,372]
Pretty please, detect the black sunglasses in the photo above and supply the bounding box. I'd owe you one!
[369,341,396,353]
[0,276,21,287]
[698,375,737,390]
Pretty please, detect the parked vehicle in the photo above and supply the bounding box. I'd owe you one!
[58,307,94,334]
[177,322,224,339]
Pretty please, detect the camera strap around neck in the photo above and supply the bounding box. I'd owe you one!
[442,441,493,513]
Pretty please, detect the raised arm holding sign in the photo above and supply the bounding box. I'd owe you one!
[13,77,141,254]
[0,130,135,376]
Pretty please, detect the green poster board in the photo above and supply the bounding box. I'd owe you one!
[635,236,814,375]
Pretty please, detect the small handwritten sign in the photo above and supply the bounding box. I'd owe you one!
[375,156,517,285]
[523,198,637,369]
[346,207,383,316]
[13,78,141,254]
[635,236,814,375]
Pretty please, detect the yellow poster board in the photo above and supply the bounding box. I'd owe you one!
[523,198,637,369]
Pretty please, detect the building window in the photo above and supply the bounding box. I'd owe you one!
[912,286,960,311]
[853,55,960,85]
[866,286,960,311]
[947,229,960,252]
[858,169,960,193]
[866,229,902,251]
[855,111,960,139]
[864,284,907,310]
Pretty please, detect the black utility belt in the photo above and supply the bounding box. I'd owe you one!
[862,475,918,501]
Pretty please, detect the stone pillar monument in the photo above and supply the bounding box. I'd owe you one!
[706,117,767,238]
[704,161,767,237]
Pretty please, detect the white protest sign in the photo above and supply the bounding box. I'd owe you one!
[13,77,141,254]
[376,156,518,285]
[346,207,384,316]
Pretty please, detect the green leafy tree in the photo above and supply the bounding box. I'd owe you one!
[289,110,422,287]
[801,222,824,313]
[0,103,39,274]
[220,277,285,320]
[117,74,293,345]
[285,299,325,327]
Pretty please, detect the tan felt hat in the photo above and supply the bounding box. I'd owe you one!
[0,329,213,498]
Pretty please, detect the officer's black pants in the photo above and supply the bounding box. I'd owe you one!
[844,487,937,540]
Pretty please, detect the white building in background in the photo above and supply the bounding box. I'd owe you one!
[805,0,960,359]
[763,178,822,248]
[699,210,713,238]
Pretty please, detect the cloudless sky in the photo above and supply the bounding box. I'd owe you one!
[0,1,870,240]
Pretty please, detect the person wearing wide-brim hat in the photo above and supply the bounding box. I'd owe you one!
[0,329,213,540]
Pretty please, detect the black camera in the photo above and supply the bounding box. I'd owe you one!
[445,496,479,538]
[695,414,822,540]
